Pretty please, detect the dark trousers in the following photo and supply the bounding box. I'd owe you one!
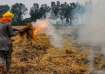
[0,48,12,73]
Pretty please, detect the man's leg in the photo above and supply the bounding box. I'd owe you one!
[5,53,11,72]
[4,48,12,72]
[0,51,7,74]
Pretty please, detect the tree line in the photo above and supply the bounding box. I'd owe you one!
[0,1,85,25]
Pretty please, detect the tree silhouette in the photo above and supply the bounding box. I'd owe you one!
[11,3,27,25]
[30,3,40,22]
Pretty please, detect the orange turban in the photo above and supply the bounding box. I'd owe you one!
[0,11,14,24]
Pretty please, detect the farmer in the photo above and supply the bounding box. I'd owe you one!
[0,6,14,73]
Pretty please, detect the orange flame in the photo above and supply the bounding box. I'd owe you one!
[32,20,49,38]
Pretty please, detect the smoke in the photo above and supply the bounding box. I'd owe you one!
[76,0,105,73]
[77,0,105,47]
[45,23,63,48]
[32,19,63,48]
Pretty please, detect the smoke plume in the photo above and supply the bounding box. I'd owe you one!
[77,0,105,47]
[32,19,63,48]
[77,0,105,73]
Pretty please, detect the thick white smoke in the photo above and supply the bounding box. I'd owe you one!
[77,0,105,46]
[77,0,105,73]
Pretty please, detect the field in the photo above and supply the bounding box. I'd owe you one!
[8,26,105,74]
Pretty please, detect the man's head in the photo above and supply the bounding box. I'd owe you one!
[0,11,14,24]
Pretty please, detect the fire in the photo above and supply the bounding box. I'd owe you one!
[32,20,49,39]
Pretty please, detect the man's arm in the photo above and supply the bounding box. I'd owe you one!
[6,24,19,37]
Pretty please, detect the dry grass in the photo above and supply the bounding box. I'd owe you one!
[8,33,105,74]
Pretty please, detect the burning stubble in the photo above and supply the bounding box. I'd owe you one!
[32,19,64,48]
